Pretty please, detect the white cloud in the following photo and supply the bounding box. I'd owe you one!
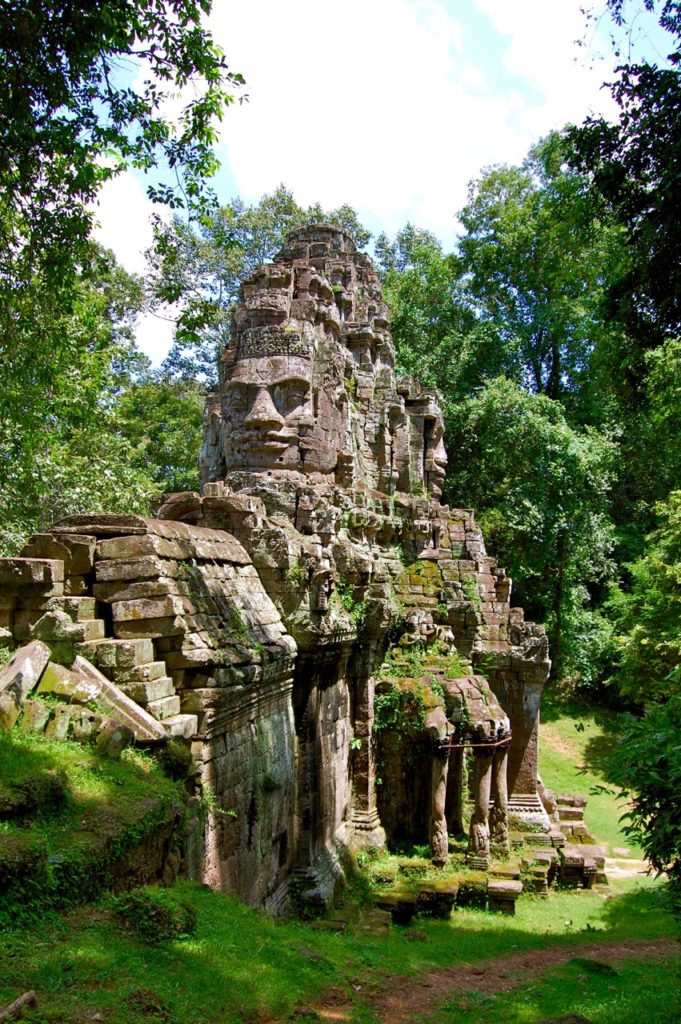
[93,170,156,275]
[135,310,177,366]
[208,0,619,246]
[94,0,623,363]
[474,0,618,132]
[93,172,176,365]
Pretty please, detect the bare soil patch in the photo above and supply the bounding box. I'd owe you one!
[303,936,676,1024]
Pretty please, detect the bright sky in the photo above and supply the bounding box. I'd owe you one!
[93,0,655,364]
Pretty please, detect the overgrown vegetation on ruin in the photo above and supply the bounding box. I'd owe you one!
[0,728,185,928]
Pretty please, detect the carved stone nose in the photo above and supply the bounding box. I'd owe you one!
[244,387,285,430]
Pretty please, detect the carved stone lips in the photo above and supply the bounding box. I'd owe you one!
[238,431,298,450]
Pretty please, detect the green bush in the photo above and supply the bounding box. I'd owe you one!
[112,886,197,944]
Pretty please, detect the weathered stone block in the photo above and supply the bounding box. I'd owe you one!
[82,636,155,676]
[70,656,167,742]
[147,694,181,720]
[164,649,215,670]
[69,708,103,741]
[0,690,21,730]
[38,661,100,703]
[164,714,198,739]
[18,699,51,734]
[111,596,184,622]
[95,557,181,582]
[0,558,64,588]
[22,533,96,575]
[121,676,174,703]
[44,704,75,741]
[96,534,192,561]
[93,577,180,603]
[121,660,166,684]
[46,596,97,622]
[30,611,104,664]
[0,640,51,701]
[64,575,90,596]
[487,879,523,914]
[96,716,134,759]
[114,616,187,640]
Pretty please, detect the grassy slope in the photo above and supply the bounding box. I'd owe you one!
[539,698,642,855]
[0,880,676,1024]
[435,954,680,1024]
[0,706,677,1024]
[0,729,182,926]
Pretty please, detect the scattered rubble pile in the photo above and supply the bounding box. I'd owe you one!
[0,227,605,915]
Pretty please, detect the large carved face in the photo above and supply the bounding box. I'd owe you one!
[223,355,314,471]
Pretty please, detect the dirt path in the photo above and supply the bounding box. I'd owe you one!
[302,936,676,1023]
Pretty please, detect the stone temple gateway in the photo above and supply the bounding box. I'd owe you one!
[0,227,566,913]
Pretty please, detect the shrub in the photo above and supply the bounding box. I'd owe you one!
[112,886,197,944]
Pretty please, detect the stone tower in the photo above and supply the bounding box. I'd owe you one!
[0,227,551,912]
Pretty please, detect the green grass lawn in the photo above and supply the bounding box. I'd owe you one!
[0,878,676,1024]
[539,698,642,855]
[0,729,183,927]
[0,702,677,1024]
[434,953,680,1024]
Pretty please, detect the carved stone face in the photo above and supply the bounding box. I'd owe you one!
[223,356,314,471]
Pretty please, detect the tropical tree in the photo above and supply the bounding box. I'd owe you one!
[0,246,157,552]
[606,490,681,704]
[375,227,500,408]
[0,0,242,290]
[444,378,616,681]
[458,133,623,410]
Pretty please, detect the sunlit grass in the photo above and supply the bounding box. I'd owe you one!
[539,700,641,855]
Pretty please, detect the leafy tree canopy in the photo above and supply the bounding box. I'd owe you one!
[606,490,681,703]
[444,377,616,680]
[0,245,157,552]
[458,133,623,405]
[0,0,242,289]
[609,693,681,897]
[568,2,680,348]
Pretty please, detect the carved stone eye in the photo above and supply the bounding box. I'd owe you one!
[225,384,250,416]
[272,382,309,416]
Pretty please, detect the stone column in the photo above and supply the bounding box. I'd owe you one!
[490,743,510,856]
[467,748,494,869]
[349,671,386,849]
[445,745,466,837]
[430,750,449,865]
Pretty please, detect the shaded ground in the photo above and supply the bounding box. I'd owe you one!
[304,935,676,1023]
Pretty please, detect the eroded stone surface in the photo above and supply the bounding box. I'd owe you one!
[0,640,51,702]
[0,227,552,914]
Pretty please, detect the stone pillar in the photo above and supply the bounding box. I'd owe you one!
[349,672,386,849]
[467,748,494,869]
[489,744,510,856]
[445,745,466,837]
[430,750,449,865]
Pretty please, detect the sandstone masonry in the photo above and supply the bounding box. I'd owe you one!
[0,227,566,911]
